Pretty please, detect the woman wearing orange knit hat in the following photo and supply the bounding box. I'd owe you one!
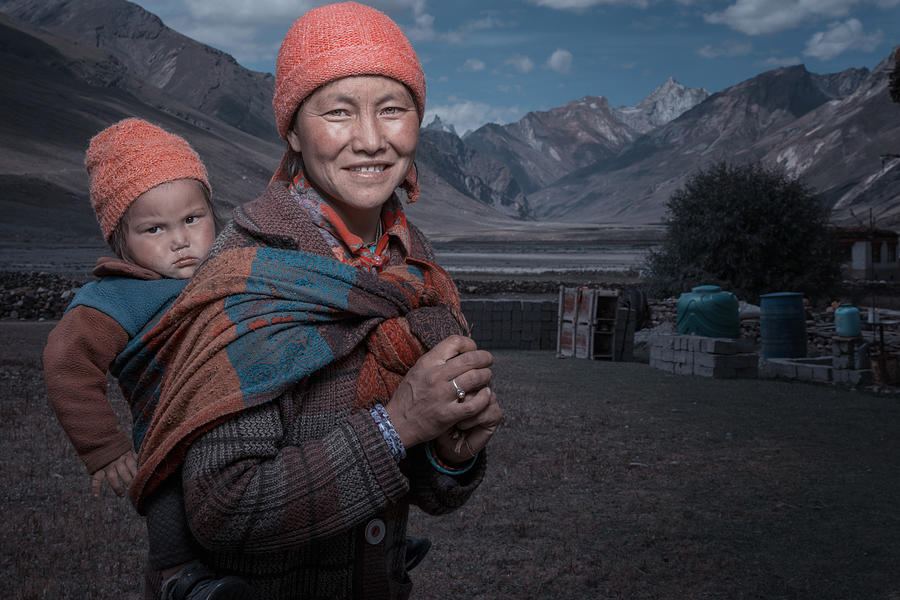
[126,3,503,598]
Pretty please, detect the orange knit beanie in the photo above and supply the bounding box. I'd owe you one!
[271,1,425,200]
[85,118,211,241]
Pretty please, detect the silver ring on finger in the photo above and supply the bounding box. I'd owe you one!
[451,378,466,402]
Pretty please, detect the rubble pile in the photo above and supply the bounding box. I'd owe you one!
[0,272,83,321]
[454,279,640,297]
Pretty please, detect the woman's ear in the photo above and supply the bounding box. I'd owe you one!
[401,162,419,202]
[286,128,302,153]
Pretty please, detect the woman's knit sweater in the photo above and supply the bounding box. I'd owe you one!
[151,183,485,599]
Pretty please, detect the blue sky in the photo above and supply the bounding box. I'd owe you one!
[131,0,900,135]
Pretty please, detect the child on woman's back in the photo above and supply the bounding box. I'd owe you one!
[42,118,250,600]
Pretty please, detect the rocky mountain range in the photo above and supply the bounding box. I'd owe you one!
[612,77,711,135]
[0,6,282,244]
[1,0,898,249]
[528,61,899,225]
[0,0,278,141]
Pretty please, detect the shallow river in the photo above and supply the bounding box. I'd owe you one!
[434,242,650,275]
[1,241,653,279]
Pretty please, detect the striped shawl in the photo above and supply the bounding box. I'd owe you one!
[128,184,468,511]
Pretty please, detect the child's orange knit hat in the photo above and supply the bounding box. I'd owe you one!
[85,118,211,241]
[271,1,425,200]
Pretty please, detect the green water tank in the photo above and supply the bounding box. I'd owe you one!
[676,285,740,339]
[834,304,861,338]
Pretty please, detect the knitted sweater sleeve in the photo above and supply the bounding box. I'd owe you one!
[403,444,486,515]
[180,390,410,553]
[42,306,133,474]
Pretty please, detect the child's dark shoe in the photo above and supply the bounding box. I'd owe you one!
[163,562,252,600]
[405,536,432,571]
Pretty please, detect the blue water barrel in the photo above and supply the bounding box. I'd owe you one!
[834,304,861,338]
[760,292,806,359]
[676,285,740,338]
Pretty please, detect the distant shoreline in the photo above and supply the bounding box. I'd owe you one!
[1,237,657,282]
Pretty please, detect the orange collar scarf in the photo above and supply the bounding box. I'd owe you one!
[288,173,412,273]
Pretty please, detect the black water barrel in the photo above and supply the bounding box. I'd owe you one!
[760,292,806,359]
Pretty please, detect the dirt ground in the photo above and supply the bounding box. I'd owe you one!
[2,321,899,599]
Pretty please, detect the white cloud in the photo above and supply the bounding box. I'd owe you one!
[705,0,860,35]
[371,0,430,11]
[403,0,439,42]
[404,3,513,44]
[177,21,279,64]
[424,101,524,136]
[547,49,573,73]
[182,0,426,25]
[506,55,535,74]
[462,58,487,72]
[183,0,319,25]
[803,18,883,60]
[444,14,512,43]
[527,0,650,9]
[759,55,803,67]
[696,40,753,58]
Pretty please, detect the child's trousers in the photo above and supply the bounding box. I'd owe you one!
[145,470,201,570]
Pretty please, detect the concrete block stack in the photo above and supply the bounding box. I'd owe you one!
[461,299,557,350]
[758,357,833,383]
[649,334,758,378]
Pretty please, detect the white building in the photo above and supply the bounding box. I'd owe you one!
[834,227,900,280]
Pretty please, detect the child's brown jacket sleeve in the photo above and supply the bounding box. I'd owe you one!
[43,305,133,474]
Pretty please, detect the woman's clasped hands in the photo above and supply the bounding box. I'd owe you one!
[386,335,503,466]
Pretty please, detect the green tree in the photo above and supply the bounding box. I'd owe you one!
[645,161,839,302]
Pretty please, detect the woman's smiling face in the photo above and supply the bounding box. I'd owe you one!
[287,75,419,235]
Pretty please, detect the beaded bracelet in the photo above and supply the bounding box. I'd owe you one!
[425,440,478,476]
[370,403,406,461]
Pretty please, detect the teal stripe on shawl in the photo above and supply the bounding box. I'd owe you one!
[66,276,186,450]
[221,247,424,406]
[112,347,166,451]
[111,290,184,451]
[67,277,187,338]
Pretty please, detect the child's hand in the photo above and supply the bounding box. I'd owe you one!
[91,450,137,498]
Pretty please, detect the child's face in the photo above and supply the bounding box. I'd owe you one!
[122,179,215,279]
